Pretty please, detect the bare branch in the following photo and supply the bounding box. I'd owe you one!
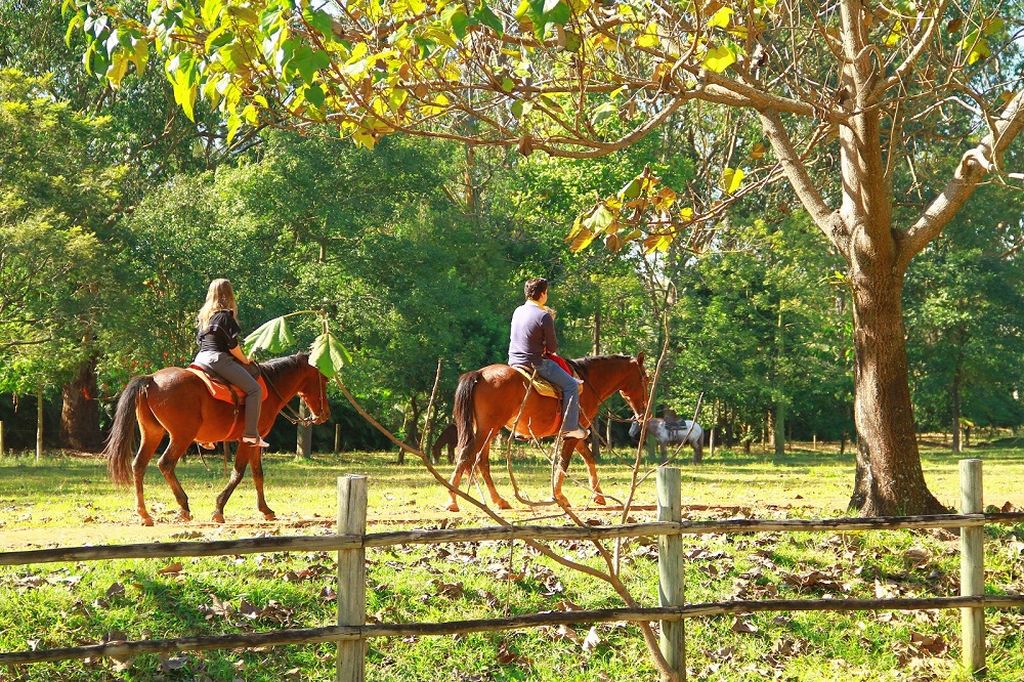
[896,88,1024,268]
[757,110,845,254]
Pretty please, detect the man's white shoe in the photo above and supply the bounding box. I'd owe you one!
[562,428,589,439]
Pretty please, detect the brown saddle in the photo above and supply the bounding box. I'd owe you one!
[186,365,269,404]
[511,365,584,399]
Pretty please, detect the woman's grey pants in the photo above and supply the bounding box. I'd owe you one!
[193,350,262,438]
[536,358,581,432]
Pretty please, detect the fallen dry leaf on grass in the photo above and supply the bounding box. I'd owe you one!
[581,626,601,653]
[730,617,759,634]
[909,631,948,656]
[495,640,532,667]
[158,562,183,575]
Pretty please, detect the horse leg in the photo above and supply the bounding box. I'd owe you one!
[213,446,250,523]
[575,439,606,506]
[693,440,703,464]
[475,439,511,510]
[250,449,276,521]
[157,438,195,522]
[446,438,477,512]
[551,439,575,507]
[132,417,164,527]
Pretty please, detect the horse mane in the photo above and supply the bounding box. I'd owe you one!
[567,354,636,380]
[260,352,310,383]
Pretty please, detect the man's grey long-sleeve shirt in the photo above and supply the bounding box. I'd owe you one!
[508,302,557,366]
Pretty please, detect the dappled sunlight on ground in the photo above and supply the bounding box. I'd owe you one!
[2,444,1023,550]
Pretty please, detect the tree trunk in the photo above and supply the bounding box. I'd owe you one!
[773,403,786,458]
[848,268,945,515]
[774,308,785,458]
[60,358,102,452]
[296,403,312,459]
[590,307,601,461]
[951,366,962,454]
[36,385,44,461]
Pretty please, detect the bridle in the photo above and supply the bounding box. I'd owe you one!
[623,360,650,424]
[257,361,326,427]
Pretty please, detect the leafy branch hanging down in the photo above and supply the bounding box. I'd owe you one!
[243,310,351,378]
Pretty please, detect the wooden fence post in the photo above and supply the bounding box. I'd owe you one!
[960,458,985,675]
[334,423,342,454]
[657,467,685,681]
[337,475,367,682]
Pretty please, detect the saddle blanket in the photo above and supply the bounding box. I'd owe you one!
[186,365,268,405]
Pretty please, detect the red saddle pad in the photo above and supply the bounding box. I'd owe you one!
[186,365,269,404]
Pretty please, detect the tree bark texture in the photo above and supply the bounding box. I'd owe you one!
[847,263,944,515]
[60,358,102,452]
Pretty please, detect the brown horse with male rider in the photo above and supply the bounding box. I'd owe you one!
[447,353,648,511]
[104,353,329,525]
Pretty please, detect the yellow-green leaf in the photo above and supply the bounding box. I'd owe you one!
[569,228,597,252]
[636,22,660,48]
[722,167,744,194]
[707,7,732,29]
[643,233,673,253]
[703,45,735,73]
[310,332,349,378]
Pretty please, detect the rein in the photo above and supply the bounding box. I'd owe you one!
[255,361,321,427]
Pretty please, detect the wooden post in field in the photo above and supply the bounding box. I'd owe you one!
[334,423,342,454]
[36,386,43,462]
[657,467,685,681]
[959,458,985,675]
[296,403,312,459]
[708,427,715,459]
[337,475,367,682]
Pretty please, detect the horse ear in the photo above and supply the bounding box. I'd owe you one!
[636,351,645,365]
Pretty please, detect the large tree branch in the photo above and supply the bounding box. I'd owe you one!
[757,110,846,255]
[896,88,1024,269]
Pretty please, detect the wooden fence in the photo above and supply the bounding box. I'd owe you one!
[2,459,1024,681]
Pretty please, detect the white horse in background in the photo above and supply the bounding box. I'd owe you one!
[630,418,705,463]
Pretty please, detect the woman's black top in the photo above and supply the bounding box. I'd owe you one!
[196,310,241,353]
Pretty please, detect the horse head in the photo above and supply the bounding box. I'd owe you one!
[296,353,331,424]
[617,351,650,422]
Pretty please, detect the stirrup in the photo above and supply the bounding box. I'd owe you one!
[241,436,270,448]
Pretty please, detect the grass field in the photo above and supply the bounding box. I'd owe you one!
[1,442,1023,681]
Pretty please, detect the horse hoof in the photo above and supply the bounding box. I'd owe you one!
[212,512,225,524]
[496,499,512,510]
[140,516,154,527]
[554,495,571,508]
[263,512,277,521]
[177,511,192,522]
[593,495,607,506]
[445,502,459,513]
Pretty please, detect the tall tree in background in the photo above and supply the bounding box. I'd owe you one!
[74,0,1024,513]
[0,70,123,450]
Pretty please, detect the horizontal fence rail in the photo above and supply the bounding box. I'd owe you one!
[3,596,1024,666]
[2,460,1023,679]
[5,513,1024,567]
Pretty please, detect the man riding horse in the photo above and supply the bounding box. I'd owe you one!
[509,277,588,440]
[446,278,649,511]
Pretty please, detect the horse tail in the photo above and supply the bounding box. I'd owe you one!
[454,370,482,451]
[104,376,151,487]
